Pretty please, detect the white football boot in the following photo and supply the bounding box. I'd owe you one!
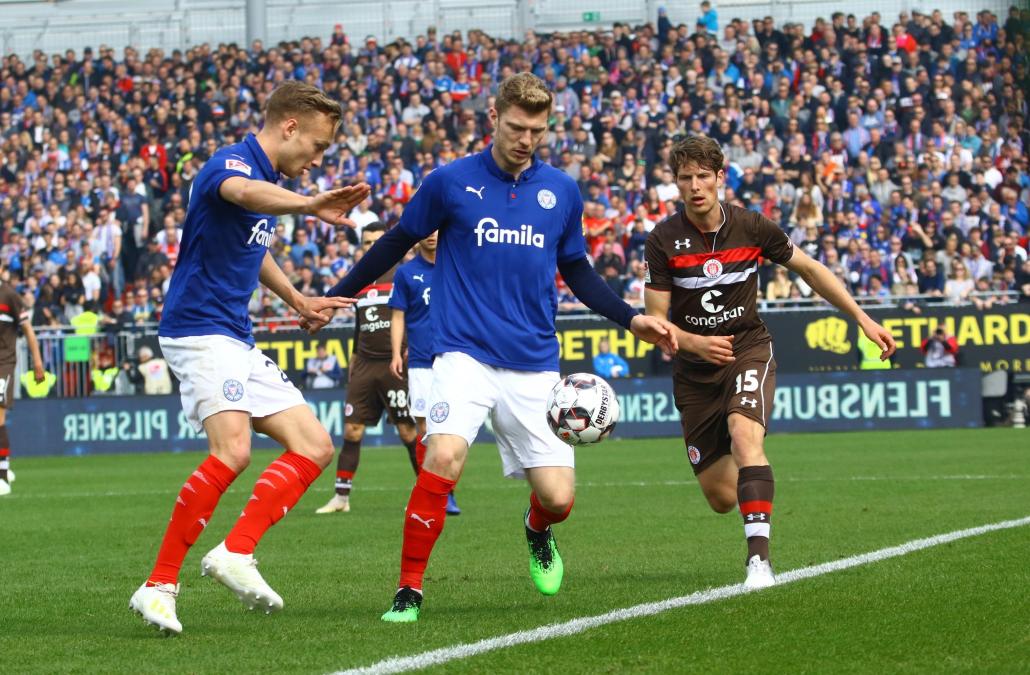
[7,469,14,482]
[200,541,283,613]
[743,555,776,590]
[129,582,183,635]
[314,494,350,514]
[0,479,10,496]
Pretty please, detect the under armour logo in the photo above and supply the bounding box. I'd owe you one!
[746,513,767,521]
[410,513,436,529]
[465,185,485,199]
[674,238,691,250]
[413,274,424,282]
[740,397,758,408]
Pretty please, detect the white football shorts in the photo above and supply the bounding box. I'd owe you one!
[426,351,573,479]
[160,334,306,432]
[407,367,433,419]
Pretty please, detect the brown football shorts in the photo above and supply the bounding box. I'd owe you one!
[673,340,777,475]
[344,354,412,426]
[0,364,15,410]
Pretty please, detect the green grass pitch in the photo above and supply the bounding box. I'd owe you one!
[3,428,1029,673]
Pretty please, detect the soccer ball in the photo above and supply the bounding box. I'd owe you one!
[546,373,620,445]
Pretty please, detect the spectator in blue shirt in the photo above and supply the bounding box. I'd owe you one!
[593,338,630,379]
[699,1,718,33]
[288,228,320,268]
[971,11,998,44]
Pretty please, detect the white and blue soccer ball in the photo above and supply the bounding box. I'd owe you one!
[546,373,620,445]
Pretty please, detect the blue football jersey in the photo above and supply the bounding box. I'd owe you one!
[397,146,587,372]
[388,254,434,368]
[160,134,279,344]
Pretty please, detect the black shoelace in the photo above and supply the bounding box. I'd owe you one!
[527,527,554,568]
[393,587,422,610]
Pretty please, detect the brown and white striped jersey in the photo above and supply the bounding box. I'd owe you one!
[353,268,400,361]
[644,203,795,366]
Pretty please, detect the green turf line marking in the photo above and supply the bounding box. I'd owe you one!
[334,515,1030,675]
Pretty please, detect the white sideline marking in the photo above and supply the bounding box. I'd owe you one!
[333,515,1030,675]
[7,474,1026,500]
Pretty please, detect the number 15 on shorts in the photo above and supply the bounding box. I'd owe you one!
[735,369,759,393]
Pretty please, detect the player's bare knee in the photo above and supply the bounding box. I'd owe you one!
[305,431,336,468]
[732,444,767,468]
[422,442,466,479]
[397,423,418,445]
[343,422,365,443]
[707,493,737,514]
[210,436,251,472]
[537,489,575,515]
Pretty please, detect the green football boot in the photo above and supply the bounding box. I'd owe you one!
[525,510,564,596]
[381,586,422,623]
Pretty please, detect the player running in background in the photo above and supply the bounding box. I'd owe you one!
[0,272,46,496]
[315,222,421,514]
[129,81,369,635]
[316,73,677,622]
[386,230,461,515]
[644,135,896,589]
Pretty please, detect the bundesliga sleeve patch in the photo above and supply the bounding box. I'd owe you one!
[643,261,651,283]
[225,158,252,176]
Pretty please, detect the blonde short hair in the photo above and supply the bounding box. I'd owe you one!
[264,80,342,128]
[495,72,553,116]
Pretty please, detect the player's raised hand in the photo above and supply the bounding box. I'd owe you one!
[307,183,372,226]
[629,314,679,355]
[688,334,736,366]
[861,319,897,361]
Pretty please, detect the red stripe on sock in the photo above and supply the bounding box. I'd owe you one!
[0,448,9,457]
[414,436,427,471]
[740,500,773,515]
[336,470,355,480]
[225,451,323,555]
[398,469,456,590]
[149,455,238,585]
[528,492,574,531]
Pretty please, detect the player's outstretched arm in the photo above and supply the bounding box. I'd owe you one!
[219,176,370,223]
[558,256,678,355]
[644,288,735,365]
[20,319,46,382]
[784,249,897,361]
[389,308,407,379]
[259,252,355,332]
[325,227,421,298]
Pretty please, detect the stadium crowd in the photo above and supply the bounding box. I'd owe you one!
[0,4,1027,332]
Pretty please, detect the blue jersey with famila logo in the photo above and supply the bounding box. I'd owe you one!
[397,146,587,371]
[160,134,279,344]
[388,254,434,368]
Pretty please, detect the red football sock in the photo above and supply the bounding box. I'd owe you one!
[527,491,574,532]
[398,469,456,590]
[148,455,238,585]
[224,451,323,555]
[414,435,427,471]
